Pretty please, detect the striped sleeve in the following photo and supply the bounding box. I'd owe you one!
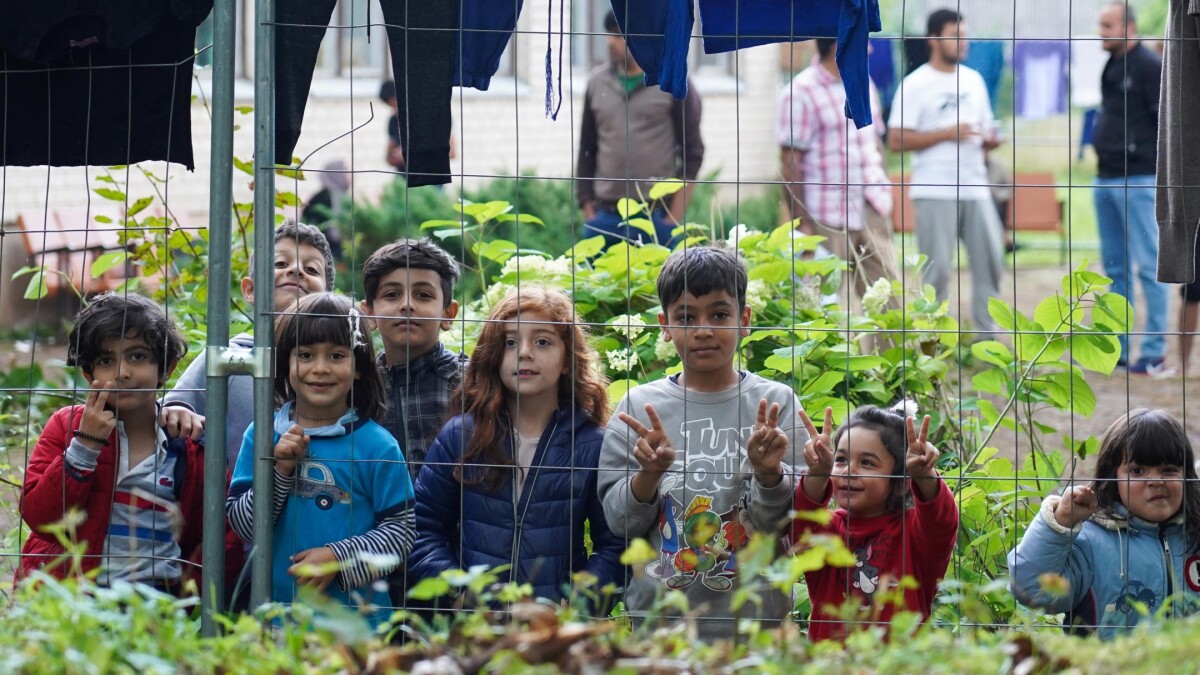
[325,501,416,590]
[225,469,295,542]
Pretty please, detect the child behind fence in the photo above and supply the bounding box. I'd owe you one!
[226,292,415,618]
[1009,409,1200,638]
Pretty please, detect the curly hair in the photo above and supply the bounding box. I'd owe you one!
[1092,409,1200,547]
[453,286,608,489]
[273,292,386,422]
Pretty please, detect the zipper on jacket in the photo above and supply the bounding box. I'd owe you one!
[509,418,560,580]
[1160,527,1176,608]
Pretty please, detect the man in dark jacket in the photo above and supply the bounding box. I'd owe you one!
[1093,2,1168,375]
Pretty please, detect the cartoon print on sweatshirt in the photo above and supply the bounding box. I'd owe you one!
[853,544,881,596]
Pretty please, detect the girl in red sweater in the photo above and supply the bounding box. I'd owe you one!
[792,402,958,642]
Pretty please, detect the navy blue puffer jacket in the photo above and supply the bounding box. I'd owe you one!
[410,407,625,606]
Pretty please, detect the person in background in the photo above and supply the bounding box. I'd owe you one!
[576,11,704,248]
[301,159,348,261]
[779,37,899,309]
[1092,2,1168,376]
[887,8,1005,339]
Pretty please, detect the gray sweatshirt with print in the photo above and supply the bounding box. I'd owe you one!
[597,372,807,639]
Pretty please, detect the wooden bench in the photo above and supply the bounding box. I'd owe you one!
[891,172,1067,263]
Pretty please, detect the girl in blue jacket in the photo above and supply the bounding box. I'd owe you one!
[411,286,624,612]
[1009,409,1200,638]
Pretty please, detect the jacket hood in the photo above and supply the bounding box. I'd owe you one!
[1091,502,1186,533]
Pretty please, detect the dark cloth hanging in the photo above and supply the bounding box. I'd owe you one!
[274,0,457,187]
[0,2,211,169]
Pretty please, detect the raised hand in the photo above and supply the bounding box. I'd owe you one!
[77,380,118,448]
[159,406,205,441]
[288,546,340,592]
[1053,485,1097,529]
[747,399,787,486]
[275,424,309,476]
[618,403,675,475]
[905,415,939,479]
[799,406,835,477]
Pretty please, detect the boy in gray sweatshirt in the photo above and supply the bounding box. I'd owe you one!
[598,245,806,639]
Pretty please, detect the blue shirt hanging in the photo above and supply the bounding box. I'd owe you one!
[610,0,880,128]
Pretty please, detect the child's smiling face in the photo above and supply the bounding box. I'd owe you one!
[1116,462,1185,523]
[831,427,898,519]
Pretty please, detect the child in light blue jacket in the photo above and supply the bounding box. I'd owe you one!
[1009,409,1200,639]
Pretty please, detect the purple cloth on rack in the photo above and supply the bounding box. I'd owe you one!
[1014,40,1069,119]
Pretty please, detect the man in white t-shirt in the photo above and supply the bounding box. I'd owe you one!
[888,8,1005,336]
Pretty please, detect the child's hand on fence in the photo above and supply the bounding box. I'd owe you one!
[619,403,675,475]
[905,415,939,479]
[159,406,205,441]
[288,545,340,592]
[1053,485,1097,528]
[799,406,835,477]
[275,424,308,476]
[77,380,118,448]
[747,399,787,487]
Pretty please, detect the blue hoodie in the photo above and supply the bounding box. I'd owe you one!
[1009,494,1200,640]
[611,0,880,127]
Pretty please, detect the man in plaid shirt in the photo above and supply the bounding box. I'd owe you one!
[779,38,899,308]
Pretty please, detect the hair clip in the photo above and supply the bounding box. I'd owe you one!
[348,306,366,349]
[889,399,920,417]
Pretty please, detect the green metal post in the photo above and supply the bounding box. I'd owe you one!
[250,0,277,609]
[200,0,237,637]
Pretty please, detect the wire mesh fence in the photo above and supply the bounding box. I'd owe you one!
[0,0,1195,646]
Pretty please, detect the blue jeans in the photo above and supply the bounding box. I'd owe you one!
[583,206,677,248]
[1094,175,1167,361]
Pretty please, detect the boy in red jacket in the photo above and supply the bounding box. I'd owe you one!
[20,293,228,591]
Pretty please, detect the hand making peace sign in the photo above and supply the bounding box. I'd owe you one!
[905,414,939,479]
[798,406,835,477]
[747,399,789,486]
[618,403,676,475]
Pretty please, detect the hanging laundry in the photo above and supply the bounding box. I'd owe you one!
[868,37,897,107]
[1013,40,1068,119]
[451,0,522,90]
[610,0,881,128]
[274,0,456,187]
[962,40,1005,114]
[0,2,213,169]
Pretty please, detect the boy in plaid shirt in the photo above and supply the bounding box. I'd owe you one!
[362,239,467,481]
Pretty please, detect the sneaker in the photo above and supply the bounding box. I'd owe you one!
[1129,356,1166,376]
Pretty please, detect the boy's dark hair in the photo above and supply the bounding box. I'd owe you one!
[362,238,460,308]
[816,38,837,59]
[274,292,386,422]
[831,402,915,513]
[656,245,748,310]
[379,79,397,103]
[1092,409,1200,545]
[604,11,620,34]
[67,293,188,381]
[927,8,963,37]
[246,218,336,291]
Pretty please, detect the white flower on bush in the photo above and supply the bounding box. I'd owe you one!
[608,314,648,342]
[605,348,639,374]
[745,278,769,314]
[484,281,515,309]
[793,278,824,313]
[500,254,572,279]
[862,277,894,315]
[654,332,678,362]
[727,223,750,244]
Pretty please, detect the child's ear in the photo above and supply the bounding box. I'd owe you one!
[159,359,181,387]
[240,276,255,306]
[657,312,671,341]
[739,305,752,337]
[359,299,377,331]
[439,299,460,331]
